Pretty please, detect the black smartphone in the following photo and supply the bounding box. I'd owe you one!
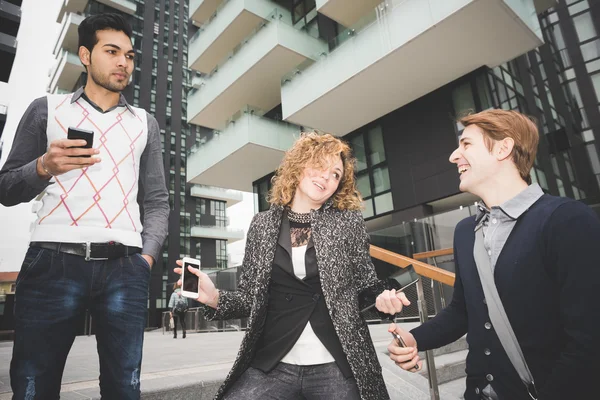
[67,127,94,157]
[390,330,420,371]
[360,265,420,313]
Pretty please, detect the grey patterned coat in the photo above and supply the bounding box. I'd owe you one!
[204,202,391,400]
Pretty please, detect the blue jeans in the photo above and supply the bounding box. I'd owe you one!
[223,362,361,400]
[10,246,150,400]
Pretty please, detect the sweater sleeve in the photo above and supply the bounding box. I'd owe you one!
[536,201,600,399]
[410,221,469,351]
[0,97,51,206]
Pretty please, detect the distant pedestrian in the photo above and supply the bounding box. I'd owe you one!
[168,282,189,339]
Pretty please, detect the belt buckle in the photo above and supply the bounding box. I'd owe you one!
[84,241,109,261]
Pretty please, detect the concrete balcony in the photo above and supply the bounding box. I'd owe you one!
[0,0,21,25]
[49,50,85,94]
[0,30,16,54]
[0,31,16,82]
[56,0,86,23]
[316,0,381,27]
[57,0,136,23]
[190,225,244,242]
[281,0,543,136]
[187,13,326,130]
[190,0,225,26]
[187,109,300,191]
[188,0,284,74]
[190,184,243,206]
[54,12,85,55]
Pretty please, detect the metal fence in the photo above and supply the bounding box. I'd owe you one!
[162,307,248,334]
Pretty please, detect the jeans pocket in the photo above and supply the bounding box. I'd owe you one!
[133,253,151,270]
[16,247,46,288]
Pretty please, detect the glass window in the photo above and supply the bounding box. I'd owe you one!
[362,200,374,219]
[476,75,492,110]
[580,38,600,62]
[549,24,566,50]
[349,126,393,219]
[351,135,367,171]
[566,81,583,108]
[356,173,371,198]
[452,82,476,117]
[258,180,270,212]
[367,126,386,165]
[586,144,600,174]
[573,12,596,42]
[216,240,228,269]
[372,166,391,194]
[536,168,549,190]
[582,129,595,142]
[591,73,600,102]
[568,0,589,15]
[212,200,226,227]
[374,192,393,215]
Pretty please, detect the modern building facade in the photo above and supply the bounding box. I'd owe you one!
[0,0,21,84]
[185,0,600,314]
[49,0,244,327]
[186,2,593,218]
[0,0,21,153]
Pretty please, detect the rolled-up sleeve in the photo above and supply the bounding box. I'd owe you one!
[0,97,51,206]
[139,113,170,261]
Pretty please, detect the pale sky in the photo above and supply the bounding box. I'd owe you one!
[0,0,255,272]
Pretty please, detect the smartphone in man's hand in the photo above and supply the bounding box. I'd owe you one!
[67,127,94,157]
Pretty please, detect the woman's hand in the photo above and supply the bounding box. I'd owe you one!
[375,289,410,315]
[174,260,220,308]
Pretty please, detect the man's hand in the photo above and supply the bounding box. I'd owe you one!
[37,139,101,179]
[174,260,219,308]
[141,254,154,268]
[388,323,423,372]
[376,289,411,315]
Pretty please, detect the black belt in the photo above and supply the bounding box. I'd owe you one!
[30,241,141,261]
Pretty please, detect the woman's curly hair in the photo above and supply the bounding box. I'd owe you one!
[268,131,363,211]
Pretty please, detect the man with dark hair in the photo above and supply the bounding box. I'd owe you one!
[381,109,599,399]
[0,13,169,399]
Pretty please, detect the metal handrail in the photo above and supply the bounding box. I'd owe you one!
[369,245,456,400]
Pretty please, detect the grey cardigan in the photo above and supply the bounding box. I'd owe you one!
[203,202,391,400]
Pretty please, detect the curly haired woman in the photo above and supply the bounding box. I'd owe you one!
[175,132,409,399]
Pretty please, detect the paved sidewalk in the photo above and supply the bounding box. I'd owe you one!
[0,323,463,399]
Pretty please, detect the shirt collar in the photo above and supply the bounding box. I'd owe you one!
[476,183,544,226]
[70,86,137,116]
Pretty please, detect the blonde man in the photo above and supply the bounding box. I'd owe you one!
[387,109,599,400]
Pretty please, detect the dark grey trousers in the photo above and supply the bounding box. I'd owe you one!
[223,362,361,400]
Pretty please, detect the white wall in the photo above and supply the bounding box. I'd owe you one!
[0,0,62,272]
[226,191,256,266]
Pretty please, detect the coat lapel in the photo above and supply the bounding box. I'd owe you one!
[276,210,294,275]
[304,236,318,279]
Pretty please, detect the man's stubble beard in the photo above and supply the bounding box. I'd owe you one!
[88,63,129,93]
